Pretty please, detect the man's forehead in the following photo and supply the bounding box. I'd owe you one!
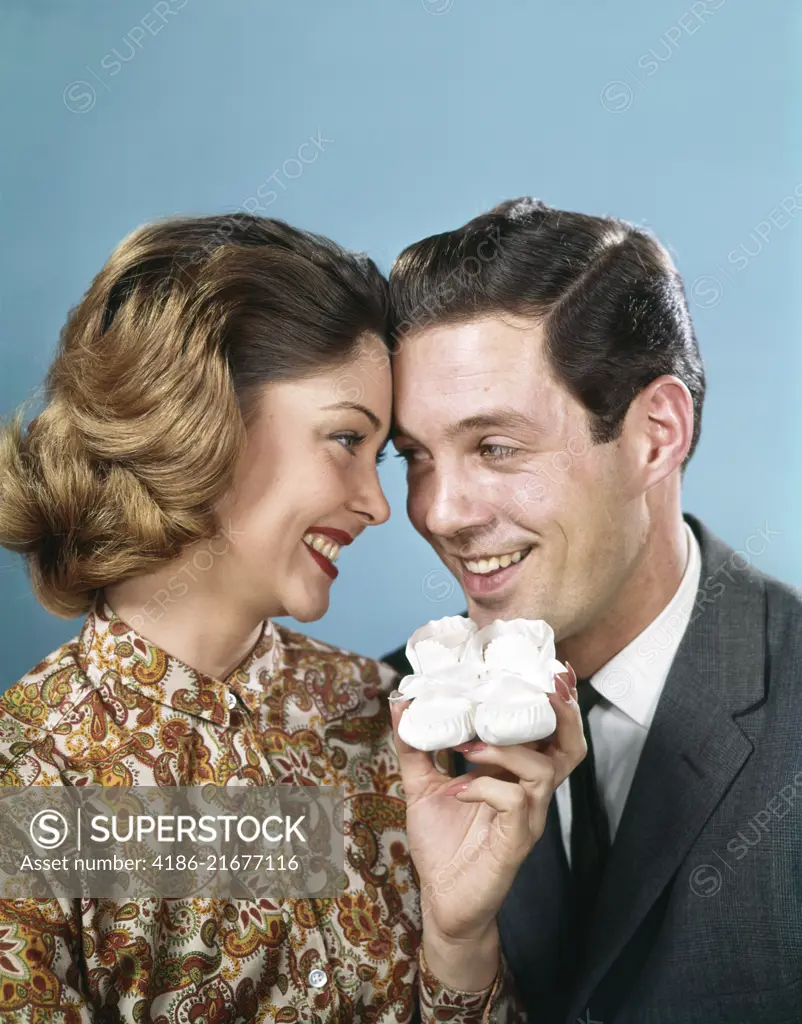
[392,317,557,409]
[395,316,546,366]
[392,363,568,444]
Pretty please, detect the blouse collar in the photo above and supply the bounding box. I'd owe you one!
[77,600,278,727]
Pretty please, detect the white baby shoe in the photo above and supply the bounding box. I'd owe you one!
[395,617,482,750]
[395,616,565,750]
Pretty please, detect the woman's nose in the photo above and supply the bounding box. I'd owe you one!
[349,465,391,526]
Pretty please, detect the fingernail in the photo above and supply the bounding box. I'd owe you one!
[388,690,408,703]
[452,740,486,753]
[561,662,577,700]
[555,675,572,703]
[442,781,470,796]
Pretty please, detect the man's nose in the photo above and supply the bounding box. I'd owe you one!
[423,468,492,539]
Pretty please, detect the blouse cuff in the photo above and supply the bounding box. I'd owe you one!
[417,943,526,1023]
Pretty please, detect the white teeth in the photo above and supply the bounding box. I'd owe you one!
[303,533,342,564]
[464,547,531,575]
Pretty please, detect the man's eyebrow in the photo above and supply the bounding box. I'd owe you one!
[392,408,539,444]
[322,402,382,431]
[443,409,537,440]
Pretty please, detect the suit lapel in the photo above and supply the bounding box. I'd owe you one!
[568,517,766,1019]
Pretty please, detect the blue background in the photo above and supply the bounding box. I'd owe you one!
[1,0,800,688]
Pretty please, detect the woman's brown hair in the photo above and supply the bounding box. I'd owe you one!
[0,214,389,617]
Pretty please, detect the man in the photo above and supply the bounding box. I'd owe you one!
[382,198,802,1024]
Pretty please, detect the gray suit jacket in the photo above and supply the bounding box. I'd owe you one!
[383,515,802,1023]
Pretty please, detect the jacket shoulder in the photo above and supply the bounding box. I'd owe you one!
[761,572,802,661]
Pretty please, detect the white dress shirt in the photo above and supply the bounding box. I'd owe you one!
[555,522,702,865]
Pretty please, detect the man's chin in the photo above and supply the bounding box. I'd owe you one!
[466,594,518,627]
[465,579,549,627]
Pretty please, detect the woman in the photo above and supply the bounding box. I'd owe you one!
[0,214,584,1022]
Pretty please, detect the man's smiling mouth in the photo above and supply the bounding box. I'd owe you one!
[458,545,533,576]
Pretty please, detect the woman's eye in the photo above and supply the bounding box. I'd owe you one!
[332,432,366,454]
[479,443,520,460]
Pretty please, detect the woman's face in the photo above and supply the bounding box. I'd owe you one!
[217,334,392,623]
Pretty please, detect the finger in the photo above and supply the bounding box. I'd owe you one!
[457,742,557,790]
[530,662,577,753]
[454,775,550,851]
[388,693,450,798]
[557,661,578,698]
[461,761,517,783]
[544,687,586,787]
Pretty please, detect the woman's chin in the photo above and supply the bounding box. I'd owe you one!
[283,592,330,623]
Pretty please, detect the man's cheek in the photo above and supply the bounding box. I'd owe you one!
[497,471,551,522]
[513,485,543,518]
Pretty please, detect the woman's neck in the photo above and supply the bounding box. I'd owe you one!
[104,563,268,681]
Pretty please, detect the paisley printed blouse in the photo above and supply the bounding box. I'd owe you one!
[0,604,523,1023]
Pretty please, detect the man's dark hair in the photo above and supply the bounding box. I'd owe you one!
[389,197,706,462]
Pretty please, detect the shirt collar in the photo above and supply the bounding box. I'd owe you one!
[590,522,702,728]
[78,601,278,726]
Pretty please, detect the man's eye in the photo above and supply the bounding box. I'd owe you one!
[393,448,418,464]
[479,444,520,460]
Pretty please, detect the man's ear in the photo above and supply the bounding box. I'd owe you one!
[625,375,694,490]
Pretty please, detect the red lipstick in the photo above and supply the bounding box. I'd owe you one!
[304,543,339,580]
[307,526,353,546]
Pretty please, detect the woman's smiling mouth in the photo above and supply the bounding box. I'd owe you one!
[302,527,353,581]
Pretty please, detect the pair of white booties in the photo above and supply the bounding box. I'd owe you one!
[393,616,565,751]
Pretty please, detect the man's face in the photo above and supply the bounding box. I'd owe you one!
[392,315,644,638]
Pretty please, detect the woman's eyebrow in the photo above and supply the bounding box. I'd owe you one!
[322,402,382,431]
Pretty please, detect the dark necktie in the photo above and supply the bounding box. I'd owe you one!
[569,678,611,935]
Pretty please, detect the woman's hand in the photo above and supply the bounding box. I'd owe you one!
[389,665,584,990]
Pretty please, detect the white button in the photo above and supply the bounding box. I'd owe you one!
[225,692,237,709]
[307,968,327,988]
